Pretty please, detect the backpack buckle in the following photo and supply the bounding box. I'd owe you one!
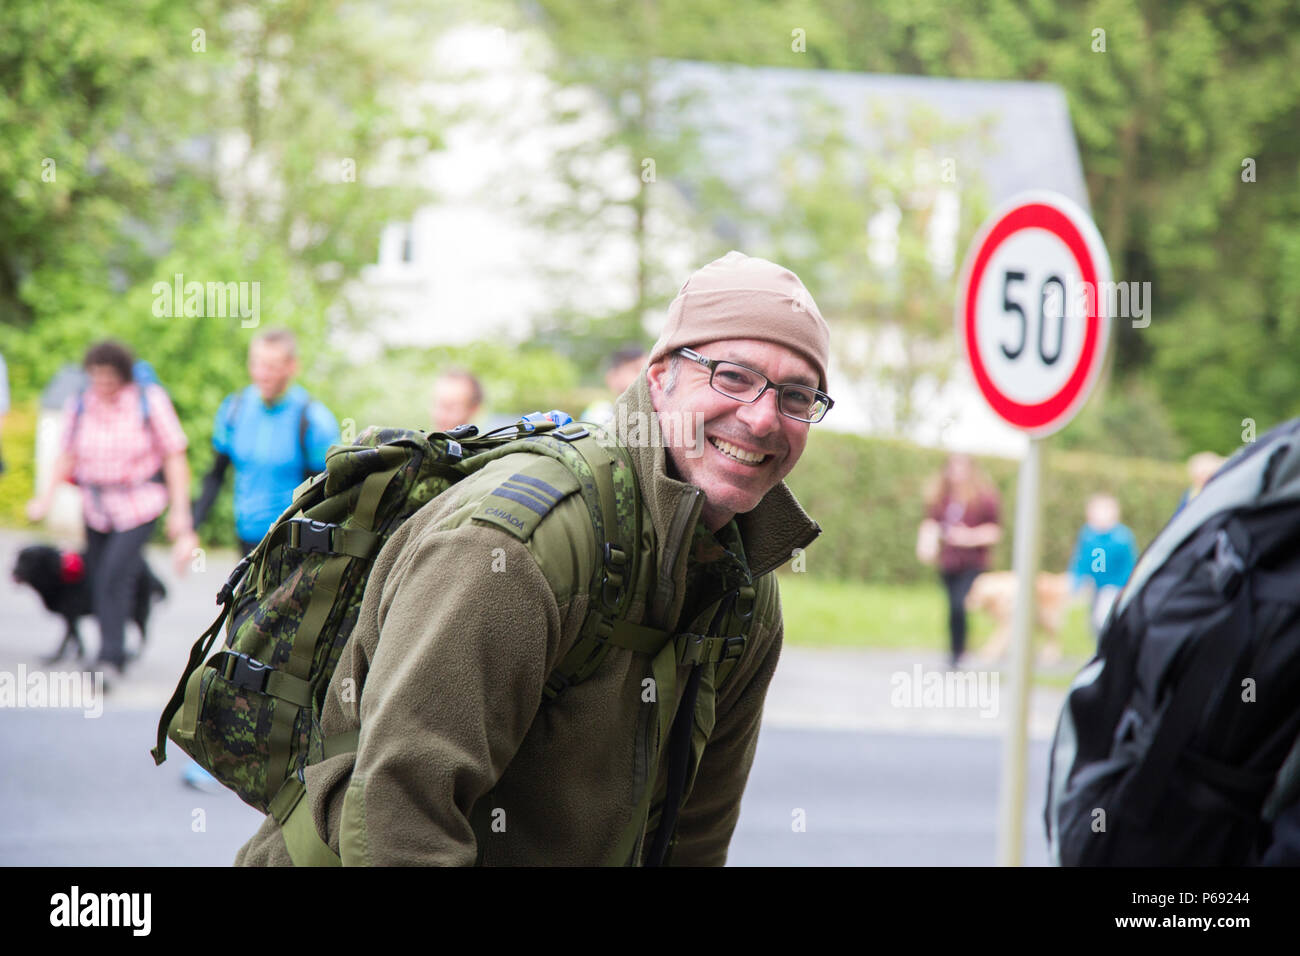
[520,410,578,436]
[222,652,272,694]
[446,423,478,440]
[734,585,756,622]
[290,518,336,554]
[678,633,708,666]
[720,635,746,662]
[542,670,572,701]
[600,543,627,609]
[1210,529,1246,595]
[218,555,252,605]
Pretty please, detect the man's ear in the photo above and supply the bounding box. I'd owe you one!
[646,358,668,400]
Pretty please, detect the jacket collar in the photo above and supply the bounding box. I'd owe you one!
[248,382,305,412]
[607,370,821,624]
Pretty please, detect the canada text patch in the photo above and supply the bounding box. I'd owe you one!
[471,459,581,540]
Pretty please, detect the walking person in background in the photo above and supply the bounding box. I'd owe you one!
[26,340,193,675]
[428,368,484,433]
[1067,493,1138,640]
[581,345,647,426]
[1173,450,1227,517]
[191,328,340,555]
[916,454,1002,668]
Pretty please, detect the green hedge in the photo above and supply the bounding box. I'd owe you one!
[783,430,1192,584]
[3,383,1196,584]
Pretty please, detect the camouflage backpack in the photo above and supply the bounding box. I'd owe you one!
[150,411,754,863]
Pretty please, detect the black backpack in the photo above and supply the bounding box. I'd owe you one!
[1045,419,1300,865]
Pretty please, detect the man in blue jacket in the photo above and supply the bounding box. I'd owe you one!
[191,328,340,554]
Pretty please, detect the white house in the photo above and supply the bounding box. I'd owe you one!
[353,24,1092,458]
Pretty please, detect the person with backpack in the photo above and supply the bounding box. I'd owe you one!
[26,340,193,675]
[191,328,340,554]
[223,250,831,865]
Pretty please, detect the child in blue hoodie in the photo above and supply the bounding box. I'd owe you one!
[1068,493,1138,640]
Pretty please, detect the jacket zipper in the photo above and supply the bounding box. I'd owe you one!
[652,488,702,627]
[631,487,700,863]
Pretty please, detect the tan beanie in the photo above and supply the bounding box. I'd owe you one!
[648,251,831,392]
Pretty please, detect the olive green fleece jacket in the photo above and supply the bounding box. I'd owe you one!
[234,371,820,866]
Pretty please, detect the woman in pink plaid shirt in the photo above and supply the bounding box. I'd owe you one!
[27,341,195,674]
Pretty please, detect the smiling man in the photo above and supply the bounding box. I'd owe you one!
[235,251,830,867]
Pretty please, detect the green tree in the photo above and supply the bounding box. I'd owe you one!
[508,0,748,372]
[0,0,457,540]
[0,0,448,401]
[734,98,993,435]
[528,0,1300,456]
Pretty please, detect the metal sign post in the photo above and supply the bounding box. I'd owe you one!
[996,437,1042,866]
[954,191,1112,865]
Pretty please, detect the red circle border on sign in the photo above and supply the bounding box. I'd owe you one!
[962,202,1104,431]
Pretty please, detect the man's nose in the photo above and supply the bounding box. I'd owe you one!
[734,387,783,437]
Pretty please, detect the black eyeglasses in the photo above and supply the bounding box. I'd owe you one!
[676,348,833,423]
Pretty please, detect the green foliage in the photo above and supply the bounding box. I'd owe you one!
[1054,375,1187,461]
[784,429,1192,585]
[498,0,735,374]
[530,0,1300,462]
[0,0,445,393]
[776,574,1096,662]
[736,98,993,435]
[0,401,37,526]
[0,0,455,545]
[320,341,586,432]
[0,0,199,328]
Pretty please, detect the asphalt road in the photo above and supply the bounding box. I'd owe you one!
[0,707,1049,866]
[1,528,1054,866]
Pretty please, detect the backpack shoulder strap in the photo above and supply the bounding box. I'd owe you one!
[299,395,313,473]
[526,427,671,699]
[136,383,164,457]
[69,392,87,447]
[229,388,246,428]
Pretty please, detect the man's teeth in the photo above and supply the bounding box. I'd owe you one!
[710,437,767,464]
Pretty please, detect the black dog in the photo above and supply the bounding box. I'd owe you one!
[12,544,166,664]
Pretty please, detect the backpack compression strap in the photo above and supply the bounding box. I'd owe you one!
[456,421,678,699]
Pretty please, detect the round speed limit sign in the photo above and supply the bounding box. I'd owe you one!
[956,191,1112,436]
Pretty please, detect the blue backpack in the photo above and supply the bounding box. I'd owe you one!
[71,358,164,428]
[69,360,169,484]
